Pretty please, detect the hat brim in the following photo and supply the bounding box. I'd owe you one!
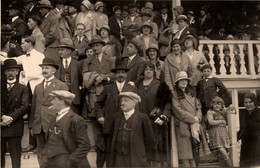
[111,68,129,73]
[176,18,189,24]
[89,41,106,47]
[55,45,75,51]
[37,5,53,9]
[39,64,59,69]
[141,25,153,33]
[2,65,21,70]
[184,36,198,49]
[145,47,160,57]
[175,77,190,84]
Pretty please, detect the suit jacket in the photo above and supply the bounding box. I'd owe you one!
[82,54,115,79]
[154,13,172,30]
[59,16,72,40]
[10,17,27,44]
[40,11,60,48]
[109,15,121,41]
[30,77,68,134]
[104,111,155,167]
[72,36,89,58]
[1,82,29,137]
[174,26,198,47]
[125,54,145,85]
[55,58,82,105]
[95,82,137,119]
[45,110,91,167]
[31,28,45,53]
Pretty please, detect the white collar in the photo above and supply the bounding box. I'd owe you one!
[63,57,72,65]
[124,109,135,120]
[55,7,60,13]
[45,75,55,82]
[56,107,70,121]
[45,12,50,18]
[7,79,16,84]
[116,81,125,92]
[12,16,19,22]
[29,5,34,12]
[32,27,39,34]
[129,54,136,61]
[204,75,212,79]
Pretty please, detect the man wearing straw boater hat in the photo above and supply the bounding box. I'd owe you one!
[41,90,90,168]
[1,59,29,168]
[30,57,68,165]
[103,91,154,167]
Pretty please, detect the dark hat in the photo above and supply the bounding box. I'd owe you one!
[173,6,184,14]
[113,5,121,13]
[8,0,23,10]
[100,25,110,34]
[37,0,53,9]
[89,35,105,47]
[161,3,168,9]
[111,58,129,73]
[1,24,13,36]
[56,38,75,51]
[23,0,36,4]
[84,45,92,53]
[187,10,194,16]
[122,5,129,12]
[128,3,137,9]
[140,8,152,17]
[171,39,181,47]
[39,58,59,69]
[201,64,212,71]
[233,24,247,33]
[176,15,189,24]
[3,59,20,70]
[67,0,81,11]
[54,0,66,4]
[29,15,42,26]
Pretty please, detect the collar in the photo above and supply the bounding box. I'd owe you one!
[63,57,72,65]
[116,80,125,88]
[55,7,60,13]
[162,14,167,16]
[124,109,135,117]
[7,79,16,84]
[45,75,55,82]
[57,107,70,116]
[32,27,39,34]
[11,16,19,22]
[1,52,8,58]
[29,5,34,12]
[129,54,136,61]
[26,48,34,55]
[204,76,212,79]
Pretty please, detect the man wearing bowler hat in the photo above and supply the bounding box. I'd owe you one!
[41,90,90,168]
[103,92,154,167]
[55,38,83,115]
[94,60,137,165]
[1,59,29,168]
[30,57,68,166]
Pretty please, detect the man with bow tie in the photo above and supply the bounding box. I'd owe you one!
[30,57,68,166]
[104,92,154,167]
[1,59,29,168]
[41,90,90,168]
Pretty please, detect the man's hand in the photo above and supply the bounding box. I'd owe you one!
[95,76,103,84]
[128,81,135,86]
[98,117,105,125]
[2,115,13,125]
[155,118,164,125]
[194,116,200,123]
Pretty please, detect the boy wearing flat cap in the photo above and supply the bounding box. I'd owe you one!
[104,92,154,167]
[41,90,90,168]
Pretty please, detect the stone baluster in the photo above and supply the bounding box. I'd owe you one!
[256,44,260,74]
[208,44,216,75]
[238,44,247,75]
[247,42,256,77]
[229,44,237,75]
[218,44,226,75]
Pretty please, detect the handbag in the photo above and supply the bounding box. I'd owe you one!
[191,122,201,143]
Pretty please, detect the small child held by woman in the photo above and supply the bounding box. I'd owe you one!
[207,96,235,167]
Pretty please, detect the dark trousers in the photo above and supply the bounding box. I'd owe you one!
[41,154,71,168]
[35,130,46,166]
[1,136,22,168]
[91,118,106,168]
[114,152,130,167]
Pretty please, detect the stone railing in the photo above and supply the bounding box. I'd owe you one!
[198,40,260,79]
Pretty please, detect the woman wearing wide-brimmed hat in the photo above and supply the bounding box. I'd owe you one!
[172,71,202,167]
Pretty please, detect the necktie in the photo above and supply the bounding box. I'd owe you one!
[44,80,50,89]
[78,37,82,43]
[124,113,128,120]
[26,53,30,57]
[127,58,131,66]
[65,59,68,68]
[7,83,14,92]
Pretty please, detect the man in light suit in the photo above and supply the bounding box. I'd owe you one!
[38,0,60,62]
[30,57,68,165]
[104,92,154,167]
[1,59,29,168]
[27,15,46,53]
[55,38,83,115]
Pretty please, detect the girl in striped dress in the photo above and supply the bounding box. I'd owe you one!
[207,96,235,167]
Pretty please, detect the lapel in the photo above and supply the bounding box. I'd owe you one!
[110,83,120,107]
[70,59,77,83]
[114,113,124,139]
[184,93,196,111]
[42,78,60,102]
[40,14,51,32]
[100,53,108,69]
[130,112,138,142]
[72,36,80,47]
[192,51,201,63]
[6,83,20,108]
[128,54,139,68]
[89,56,101,69]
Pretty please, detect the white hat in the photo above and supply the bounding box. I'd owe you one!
[119,92,141,103]
[175,71,190,84]
[82,0,91,9]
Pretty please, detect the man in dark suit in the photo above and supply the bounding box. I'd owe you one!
[8,0,28,44]
[41,90,90,168]
[55,38,83,115]
[104,92,154,167]
[153,2,172,31]
[38,0,60,63]
[72,23,90,61]
[30,57,68,165]
[23,0,39,23]
[124,37,145,86]
[1,59,29,168]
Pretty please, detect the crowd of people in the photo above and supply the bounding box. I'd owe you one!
[1,0,260,167]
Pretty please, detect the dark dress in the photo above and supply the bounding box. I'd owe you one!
[238,107,260,167]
